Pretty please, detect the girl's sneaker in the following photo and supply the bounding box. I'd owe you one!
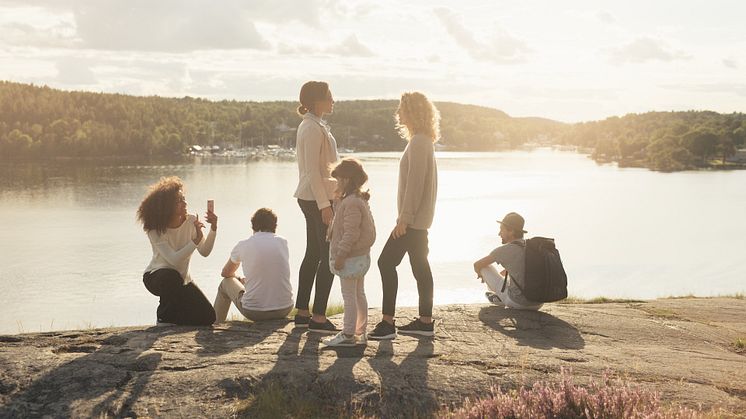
[322,332,357,347]
[356,333,368,345]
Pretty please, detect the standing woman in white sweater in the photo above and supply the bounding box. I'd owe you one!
[293,81,340,332]
[137,176,217,326]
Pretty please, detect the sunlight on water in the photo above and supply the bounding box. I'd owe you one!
[1,149,745,333]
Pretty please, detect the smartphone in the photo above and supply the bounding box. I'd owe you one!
[207,199,214,213]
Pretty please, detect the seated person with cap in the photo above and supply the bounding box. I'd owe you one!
[472,212,543,311]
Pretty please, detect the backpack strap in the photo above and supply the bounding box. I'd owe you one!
[502,239,526,294]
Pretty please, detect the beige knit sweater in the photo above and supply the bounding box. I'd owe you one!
[397,134,438,230]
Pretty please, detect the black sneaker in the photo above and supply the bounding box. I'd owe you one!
[485,291,503,305]
[294,314,310,328]
[398,318,434,337]
[308,319,339,334]
[368,320,397,340]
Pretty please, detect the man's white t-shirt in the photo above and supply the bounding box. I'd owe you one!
[231,232,293,311]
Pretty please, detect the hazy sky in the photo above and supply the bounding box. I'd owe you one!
[1,0,744,122]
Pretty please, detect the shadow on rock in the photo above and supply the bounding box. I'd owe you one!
[366,337,438,418]
[229,327,327,417]
[0,326,195,418]
[195,319,290,357]
[478,306,585,350]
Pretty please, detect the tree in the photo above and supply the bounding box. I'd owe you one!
[717,136,736,164]
[681,130,719,164]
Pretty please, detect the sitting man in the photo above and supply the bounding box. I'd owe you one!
[214,208,294,322]
[472,212,543,311]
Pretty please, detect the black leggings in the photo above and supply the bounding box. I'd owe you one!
[143,269,216,326]
[296,199,334,316]
[378,228,433,318]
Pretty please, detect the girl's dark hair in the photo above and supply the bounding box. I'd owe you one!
[137,176,183,235]
[251,207,278,233]
[297,81,329,116]
[331,158,370,201]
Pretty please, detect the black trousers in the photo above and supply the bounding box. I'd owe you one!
[143,268,216,326]
[378,228,434,318]
[296,199,334,316]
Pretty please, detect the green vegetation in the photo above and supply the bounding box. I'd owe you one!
[4,81,744,172]
[0,81,563,159]
[557,296,646,304]
[289,303,345,319]
[734,338,745,352]
[663,293,744,300]
[226,303,345,322]
[561,111,746,171]
[640,307,681,320]
[234,381,336,418]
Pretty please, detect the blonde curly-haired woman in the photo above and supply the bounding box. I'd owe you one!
[369,92,440,340]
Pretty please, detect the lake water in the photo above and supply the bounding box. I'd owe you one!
[1,149,744,334]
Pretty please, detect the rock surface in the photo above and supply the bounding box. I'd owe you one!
[0,298,744,417]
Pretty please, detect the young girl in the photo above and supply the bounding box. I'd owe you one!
[137,176,218,326]
[322,158,376,347]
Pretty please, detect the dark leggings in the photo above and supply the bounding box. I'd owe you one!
[143,268,216,326]
[378,228,433,318]
[296,199,334,316]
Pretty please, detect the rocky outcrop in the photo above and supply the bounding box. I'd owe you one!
[0,298,744,417]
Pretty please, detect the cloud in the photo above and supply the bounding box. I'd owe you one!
[722,58,738,69]
[661,82,746,97]
[433,7,530,64]
[324,35,373,57]
[55,57,96,85]
[596,11,616,24]
[72,2,270,51]
[277,34,374,57]
[0,0,341,51]
[0,7,77,48]
[609,37,690,64]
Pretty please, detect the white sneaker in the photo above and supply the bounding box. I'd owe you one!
[356,333,368,345]
[322,332,356,347]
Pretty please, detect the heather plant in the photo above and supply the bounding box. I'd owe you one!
[445,368,702,419]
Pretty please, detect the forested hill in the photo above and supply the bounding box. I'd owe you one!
[560,111,746,171]
[0,81,564,159]
[2,81,744,172]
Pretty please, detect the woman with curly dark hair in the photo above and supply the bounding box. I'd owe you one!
[137,176,218,326]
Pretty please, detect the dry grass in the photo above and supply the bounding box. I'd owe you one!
[289,302,345,318]
[664,293,744,300]
[557,296,646,305]
[734,337,746,353]
[640,307,681,320]
[226,302,345,322]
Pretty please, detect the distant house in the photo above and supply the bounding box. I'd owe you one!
[274,122,296,133]
[727,149,746,163]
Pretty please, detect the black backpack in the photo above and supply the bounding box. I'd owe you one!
[507,237,568,303]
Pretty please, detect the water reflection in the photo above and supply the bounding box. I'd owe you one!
[1,150,745,334]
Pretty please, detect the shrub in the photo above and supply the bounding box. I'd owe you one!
[445,369,701,419]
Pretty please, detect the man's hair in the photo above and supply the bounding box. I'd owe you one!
[251,207,277,232]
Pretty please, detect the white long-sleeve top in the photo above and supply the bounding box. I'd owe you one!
[144,214,216,284]
[293,112,339,209]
